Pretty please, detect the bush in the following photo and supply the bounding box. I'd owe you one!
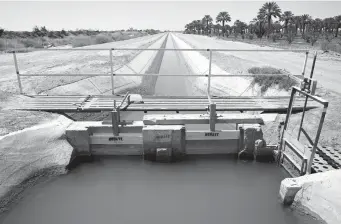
[271,33,280,42]
[0,38,25,50]
[248,66,282,75]
[248,66,297,92]
[20,38,43,48]
[285,32,295,44]
[248,34,254,40]
[254,75,298,92]
[71,35,92,47]
[234,32,238,39]
[324,33,334,42]
[94,34,112,44]
[320,40,341,53]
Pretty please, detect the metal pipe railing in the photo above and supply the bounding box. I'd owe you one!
[10,48,309,52]
[18,73,297,77]
[109,49,115,95]
[12,48,310,95]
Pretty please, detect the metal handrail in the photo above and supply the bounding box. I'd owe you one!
[18,73,295,77]
[12,48,310,97]
[10,48,310,52]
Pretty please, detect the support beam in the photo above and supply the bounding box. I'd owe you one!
[143,114,264,125]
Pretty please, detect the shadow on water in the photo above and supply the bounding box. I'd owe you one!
[0,156,322,224]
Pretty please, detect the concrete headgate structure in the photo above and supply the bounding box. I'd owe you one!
[10,47,328,175]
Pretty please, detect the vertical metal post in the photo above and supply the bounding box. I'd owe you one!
[301,51,309,77]
[111,110,119,136]
[209,103,216,132]
[297,96,308,140]
[110,49,115,95]
[280,88,296,152]
[311,80,317,95]
[238,126,244,153]
[309,51,317,80]
[13,51,23,94]
[307,52,317,95]
[207,50,212,96]
[307,104,328,174]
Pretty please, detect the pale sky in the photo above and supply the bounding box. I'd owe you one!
[1,1,341,31]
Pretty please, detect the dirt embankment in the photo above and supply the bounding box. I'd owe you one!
[0,116,73,214]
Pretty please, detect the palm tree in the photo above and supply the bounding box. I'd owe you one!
[335,15,341,37]
[323,17,334,34]
[258,2,282,38]
[193,20,202,34]
[300,14,312,35]
[234,20,247,35]
[202,15,213,35]
[311,18,323,33]
[216,11,231,37]
[214,24,222,36]
[292,16,301,35]
[280,11,293,34]
[253,14,266,38]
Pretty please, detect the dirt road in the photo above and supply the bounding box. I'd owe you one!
[175,33,341,94]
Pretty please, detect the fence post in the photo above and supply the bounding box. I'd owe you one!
[110,49,115,95]
[13,51,23,94]
[207,50,212,96]
[301,51,309,77]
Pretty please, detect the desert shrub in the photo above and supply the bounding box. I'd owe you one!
[0,38,25,50]
[0,39,5,50]
[324,33,334,42]
[253,75,298,92]
[20,38,43,48]
[94,34,112,44]
[271,33,280,42]
[71,35,92,47]
[320,40,341,53]
[285,32,295,44]
[249,66,297,92]
[248,66,282,75]
[234,32,238,39]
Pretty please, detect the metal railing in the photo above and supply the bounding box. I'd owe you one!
[280,86,328,175]
[12,48,311,100]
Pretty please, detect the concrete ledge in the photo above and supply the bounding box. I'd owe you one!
[279,170,341,224]
[65,122,91,156]
[279,178,302,206]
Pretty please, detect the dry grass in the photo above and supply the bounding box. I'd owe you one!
[0,31,149,51]
[248,66,298,93]
[320,41,341,54]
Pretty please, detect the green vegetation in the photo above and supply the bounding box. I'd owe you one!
[183,1,341,53]
[0,26,161,51]
[248,66,298,93]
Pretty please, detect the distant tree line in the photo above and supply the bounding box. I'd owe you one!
[184,1,341,45]
[0,26,161,39]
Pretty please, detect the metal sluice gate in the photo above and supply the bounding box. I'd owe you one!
[10,47,332,174]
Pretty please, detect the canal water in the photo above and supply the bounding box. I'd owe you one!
[0,157,321,224]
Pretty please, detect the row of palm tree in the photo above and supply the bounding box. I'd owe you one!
[184,2,341,39]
